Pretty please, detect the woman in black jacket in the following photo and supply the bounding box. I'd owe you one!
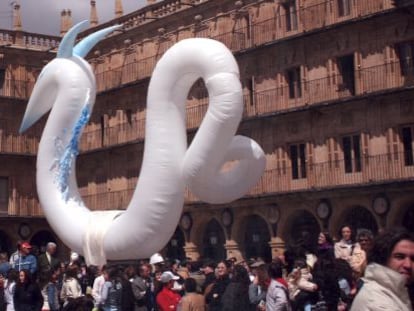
[205,260,231,311]
[13,269,43,311]
[312,257,341,310]
[222,265,253,311]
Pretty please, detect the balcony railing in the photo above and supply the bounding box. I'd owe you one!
[0,0,395,100]
[0,134,39,155]
[7,192,41,217]
[1,60,410,155]
[243,60,408,117]
[0,28,60,50]
[92,0,394,92]
[76,151,414,211]
[22,33,60,50]
[0,79,35,99]
[6,150,414,215]
[75,60,411,151]
[249,152,414,196]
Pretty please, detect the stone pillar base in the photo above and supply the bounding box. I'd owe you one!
[224,240,243,263]
[183,242,200,261]
[269,236,285,260]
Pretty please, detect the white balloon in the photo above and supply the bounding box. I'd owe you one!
[20,22,266,266]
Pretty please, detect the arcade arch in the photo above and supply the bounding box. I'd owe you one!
[402,205,414,233]
[202,218,226,261]
[341,206,378,236]
[30,230,57,257]
[284,210,320,248]
[165,227,186,261]
[0,230,12,255]
[242,214,272,262]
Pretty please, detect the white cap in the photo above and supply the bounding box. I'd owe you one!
[160,271,179,283]
[70,252,79,261]
[149,253,164,265]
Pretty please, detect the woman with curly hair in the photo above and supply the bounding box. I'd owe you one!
[13,269,43,311]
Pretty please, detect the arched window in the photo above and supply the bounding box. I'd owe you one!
[343,206,378,235]
[402,206,414,233]
[30,230,57,257]
[288,210,320,249]
[0,230,12,255]
[202,219,226,261]
[166,227,186,261]
[244,215,271,262]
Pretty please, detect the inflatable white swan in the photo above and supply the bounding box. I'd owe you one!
[19,21,266,265]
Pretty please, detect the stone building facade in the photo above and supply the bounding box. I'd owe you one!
[1,0,414,263]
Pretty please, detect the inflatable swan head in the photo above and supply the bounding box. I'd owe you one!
[20,21,266,266]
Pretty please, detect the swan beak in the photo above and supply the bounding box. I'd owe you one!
[19,67,55,134]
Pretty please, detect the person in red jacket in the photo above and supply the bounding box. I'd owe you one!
[156,271,181,311]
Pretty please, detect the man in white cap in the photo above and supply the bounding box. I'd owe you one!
[156,271,181,311]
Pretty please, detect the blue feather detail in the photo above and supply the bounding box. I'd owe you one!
[54,93,91,201]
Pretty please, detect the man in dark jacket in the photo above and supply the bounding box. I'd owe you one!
[201,261,216,294]
[37,242,59,281]
[131,263,152,311]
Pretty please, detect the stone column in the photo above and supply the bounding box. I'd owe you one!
[60,10,68,37]
[224,240,243,262]
[183,242,200,261]
[13,3,23,45]
[90,0,99,27]
[12,3,22,31]
[115,0,123,18]
[66,10,73,30]
[269,236,285,260]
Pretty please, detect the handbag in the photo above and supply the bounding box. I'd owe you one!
[311,292,328,311]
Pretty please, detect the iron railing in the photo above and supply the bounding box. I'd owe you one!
[1,60,411,154]
[93,0,394,92]
[81,60,411,151]
[0,0,396,100]
[77,151,414,210]
[6,150,414,215]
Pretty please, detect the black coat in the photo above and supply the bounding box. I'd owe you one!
[202,272,216,294]
[121,278,135,311]
[313,267,341,310]
[37,253,60,275]
[13,282,43,311]
[0,287,5,311]
[205,276,230,311]
[221,282,253,311]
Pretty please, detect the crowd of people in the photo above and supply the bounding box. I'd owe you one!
[0,226,412,311]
